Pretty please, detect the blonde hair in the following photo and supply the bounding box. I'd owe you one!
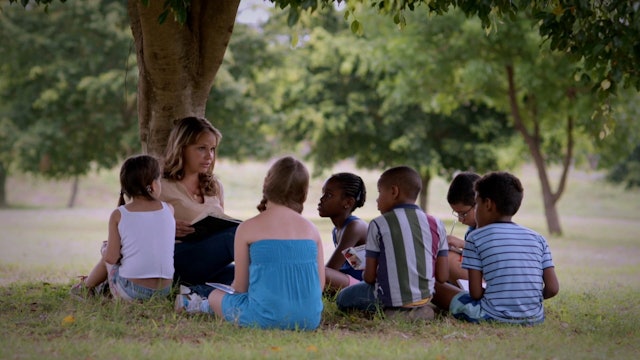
[163,117,222,196]
[258,156,309,214]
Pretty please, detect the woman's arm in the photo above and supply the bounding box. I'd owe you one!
[325,220,367,270]
[104,209,122,265]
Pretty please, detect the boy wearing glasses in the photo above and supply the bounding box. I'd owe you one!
[446,172,480,286]
[434,171,560,325]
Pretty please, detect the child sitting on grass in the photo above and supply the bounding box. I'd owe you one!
[433,171,560,325]
[336,166,449,321]
[446,171,480,286]
[70,155,175,301]
[317,172,368,293]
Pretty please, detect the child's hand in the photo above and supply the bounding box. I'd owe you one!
[175,220,195,238]
[447,235,465,250]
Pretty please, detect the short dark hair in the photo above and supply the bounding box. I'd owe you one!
[447,172,480,206]
[474,171,523,216]
[378,166,421,200]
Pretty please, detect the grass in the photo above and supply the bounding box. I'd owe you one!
[1,160,640,359]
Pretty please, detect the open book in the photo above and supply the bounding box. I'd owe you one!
[342,245,366,270]
[205,282,236,294]
[177,212,242,243]
[456,279,486,292]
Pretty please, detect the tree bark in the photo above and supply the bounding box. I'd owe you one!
[127,0,241,156]
[419,171,431,212]
[67,175,79,208]
[0,162,6,208]
[506,65,572,235]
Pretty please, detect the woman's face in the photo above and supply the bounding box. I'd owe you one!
[182,131,218,175]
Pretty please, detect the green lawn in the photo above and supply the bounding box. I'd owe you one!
[1,161,639,359]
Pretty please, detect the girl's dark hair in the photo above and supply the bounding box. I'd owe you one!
[328,172,366,211]
[118,155,161,206]
[257,156,309,214]
[163,116,222,196]
[447,171,481,206]
[474,171,524,216]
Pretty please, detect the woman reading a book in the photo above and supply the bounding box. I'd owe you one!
[159,116,237,287]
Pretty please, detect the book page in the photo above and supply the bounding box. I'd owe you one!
[342,245,366,270]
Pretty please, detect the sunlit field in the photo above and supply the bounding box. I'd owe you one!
[1,160,639,359]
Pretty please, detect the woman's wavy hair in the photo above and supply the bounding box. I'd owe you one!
[163,117,222,196]
[257,156,309,214]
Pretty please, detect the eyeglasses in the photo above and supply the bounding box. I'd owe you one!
[451,205,475,220]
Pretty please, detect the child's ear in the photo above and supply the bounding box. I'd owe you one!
[390,185,400,199]
[483,198,496,212]
[343,196,355,210]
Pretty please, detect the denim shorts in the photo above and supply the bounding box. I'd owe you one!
[106,264,171,301]
[449,292,493,323]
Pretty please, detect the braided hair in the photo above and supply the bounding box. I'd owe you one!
[328,172,366,211]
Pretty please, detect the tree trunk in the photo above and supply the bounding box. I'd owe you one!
[67,175,79,208]
[0,162,7,208]
[506,65,573,236]
[418,171,431,212]
[127,0,241,157]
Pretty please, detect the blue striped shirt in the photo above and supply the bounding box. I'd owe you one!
[462,222,555,323]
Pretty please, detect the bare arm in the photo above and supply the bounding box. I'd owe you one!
[363,257,378,284]
[435,254,449,283]
[104,209,122,265]
[468,269,485,300]
[316,236,326,290]
[325,220,367,270]
[230,223,250,293]
[542,267,560,299]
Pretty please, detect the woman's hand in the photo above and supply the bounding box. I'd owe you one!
[175,220,195,238]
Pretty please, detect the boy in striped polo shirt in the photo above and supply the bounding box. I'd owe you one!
[336,166,449,319]
[433,171,560,325]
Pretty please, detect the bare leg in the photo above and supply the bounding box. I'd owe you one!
[432,281,463,311]
[209,289,226,317]
[84,260,108,288]
[324,267,351,293]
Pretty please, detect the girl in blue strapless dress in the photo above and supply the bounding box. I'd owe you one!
[175,156,325,330]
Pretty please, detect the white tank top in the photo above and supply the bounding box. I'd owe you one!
[117,202,175,279]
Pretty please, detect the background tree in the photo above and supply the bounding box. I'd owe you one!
[270,8,514,210]
[0,0,138,207]
[8,0,638,161]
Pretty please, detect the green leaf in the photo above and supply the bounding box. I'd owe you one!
[287,7,300,27]
[350,20,361,35]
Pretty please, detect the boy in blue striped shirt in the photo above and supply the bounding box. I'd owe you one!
[336,166,449,319]
[434,171,560,325]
